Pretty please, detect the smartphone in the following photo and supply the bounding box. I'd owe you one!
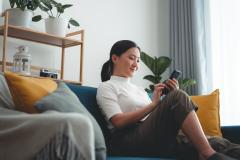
[162,70,182,95]
[169,69,182,80]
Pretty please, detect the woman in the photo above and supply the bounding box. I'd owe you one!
[96,40,237,160]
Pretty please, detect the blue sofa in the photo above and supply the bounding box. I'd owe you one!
[67,84,240,160]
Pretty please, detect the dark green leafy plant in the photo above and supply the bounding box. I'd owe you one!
[140,51,196,93]
[140,51,171,92]
[178,77,196,91]
[32,0,80,28]
[9,0,39,11]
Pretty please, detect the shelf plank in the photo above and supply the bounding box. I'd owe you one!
[0,25,83,48]
[21,75,82,85]
[0,71,82,85]
[0,61,60,73]
[0,61,82,85]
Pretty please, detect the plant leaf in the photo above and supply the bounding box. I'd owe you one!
[19,6,25,11]
[155,75,162,83]
[32,15,42,22]
[145,88,152,93]
[143,75,159,84]
[27,0,39,11]
[9,0,16,8]
[140,52,172,77]
[149,84,155,92]
[50,0,58,6]
[140,52,154,74]
[40,0,52,10]
[22,0,29,6]
[62,4,73,10]
[16,1,22,9]
[57,6,64,14]
[178,78,196,90]
[155,56,172,76]
[69,18,80,27]
[39,3,50,12]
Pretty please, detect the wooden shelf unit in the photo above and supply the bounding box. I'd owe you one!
[0,11,84,84]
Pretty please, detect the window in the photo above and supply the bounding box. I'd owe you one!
[209,0,240,125]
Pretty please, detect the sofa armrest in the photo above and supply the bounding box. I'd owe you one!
[221,125,240,144]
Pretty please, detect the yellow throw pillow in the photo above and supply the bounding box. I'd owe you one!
[4,72,57,113]
[191,89,222,137]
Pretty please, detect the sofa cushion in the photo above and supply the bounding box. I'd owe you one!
[66,84,111,143]
[191,89,222,137]
[107,157,175,160]
[35,82,106,160]
[221,126,240,144]
[4,71,57,113]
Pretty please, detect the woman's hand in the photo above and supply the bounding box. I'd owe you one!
[151,83,165,107]
[164,78,179,91]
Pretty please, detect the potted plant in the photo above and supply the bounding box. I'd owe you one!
[140,51,196,94]
[32,0,80,37]
[7,0,39,27]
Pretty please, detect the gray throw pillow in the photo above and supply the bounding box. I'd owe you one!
[35,82,106,160]
[0,73,15,109]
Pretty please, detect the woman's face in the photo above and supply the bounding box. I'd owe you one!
[112,47,140,78]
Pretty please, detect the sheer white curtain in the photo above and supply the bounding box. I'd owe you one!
[209,0,240,125]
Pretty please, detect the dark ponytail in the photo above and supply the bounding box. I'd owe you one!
[101,60,113,82]
[101,40,140,82]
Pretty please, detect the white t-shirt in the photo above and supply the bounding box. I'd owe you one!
[96,76,152,129]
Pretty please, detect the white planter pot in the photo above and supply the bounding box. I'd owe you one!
[45,18,68,37]
[6,8,33,27]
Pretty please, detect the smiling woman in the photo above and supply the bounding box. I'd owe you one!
[100,40,141,82]
[111,47,140,78]
[96,40,239,159]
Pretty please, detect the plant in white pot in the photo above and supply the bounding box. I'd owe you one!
[7,0,39,27]
[32,0,80,37]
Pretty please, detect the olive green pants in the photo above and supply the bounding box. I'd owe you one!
[108,89,240,159]
[109,89,197,157]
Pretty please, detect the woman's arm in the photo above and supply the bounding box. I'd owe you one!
[110,102,156,129]
[110,79,179,129]
[110,83,165,129]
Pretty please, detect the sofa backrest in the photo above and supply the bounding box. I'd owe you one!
[66,83,111,142]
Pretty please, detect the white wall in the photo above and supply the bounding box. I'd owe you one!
[0,0,2,13]
[1,0,169,88]
[0,0,2,24]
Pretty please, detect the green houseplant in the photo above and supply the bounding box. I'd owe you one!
[7,0,39,27]
[32,0,80,29]
[140,51,196,93]
[9,0,39,11]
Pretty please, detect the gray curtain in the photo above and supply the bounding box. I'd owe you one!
[169,0,211,95]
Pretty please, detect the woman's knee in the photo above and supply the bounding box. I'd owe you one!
[166,89,195,114]
[168,89,189,102]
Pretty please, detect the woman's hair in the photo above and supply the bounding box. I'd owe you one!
[101,40,140,82]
